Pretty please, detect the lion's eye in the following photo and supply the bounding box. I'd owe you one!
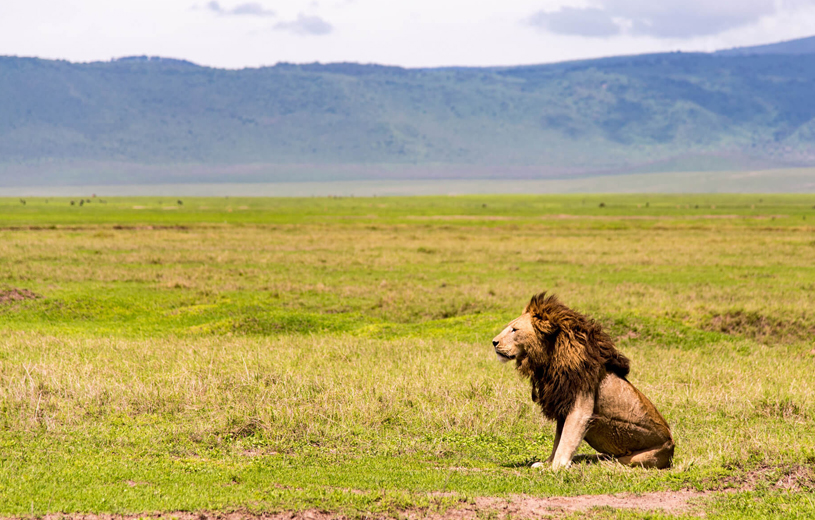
[511,327,517,333]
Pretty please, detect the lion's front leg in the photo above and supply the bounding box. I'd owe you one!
[550,393,595,469]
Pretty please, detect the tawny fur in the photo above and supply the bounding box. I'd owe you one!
[519,293,630,419]
[493,292,674,469]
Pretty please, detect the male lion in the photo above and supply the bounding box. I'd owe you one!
[492,293,674,469]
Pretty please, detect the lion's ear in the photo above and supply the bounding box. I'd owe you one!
[531,316,557,336]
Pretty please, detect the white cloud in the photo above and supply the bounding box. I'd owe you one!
[205,1,275,17]
[528,7,621,37]
[0,0,814,68]
[528,0,781,38]
[273,13,333,35]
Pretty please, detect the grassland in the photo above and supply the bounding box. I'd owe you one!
[1,194,814,519]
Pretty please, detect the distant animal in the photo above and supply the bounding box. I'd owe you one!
[492,293,674,469]
[177,200,183,205]
[19,199,25,205]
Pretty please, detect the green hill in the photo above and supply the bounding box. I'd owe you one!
[2,44,815,186]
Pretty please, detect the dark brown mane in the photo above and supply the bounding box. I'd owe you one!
[516,292,630,420]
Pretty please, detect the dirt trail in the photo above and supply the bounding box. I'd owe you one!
[17,490,709,520]
[467,490,706,517]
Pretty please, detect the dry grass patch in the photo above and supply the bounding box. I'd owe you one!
[0,288,40,304]
[702,311,815,343]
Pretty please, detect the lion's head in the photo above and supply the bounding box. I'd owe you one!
[491,312,535,363]
[492,292,630,420]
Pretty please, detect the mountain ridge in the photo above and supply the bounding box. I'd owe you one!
[715,35,815,56]
[2,37,815,186]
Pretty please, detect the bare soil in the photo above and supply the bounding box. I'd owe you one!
[714,464,815,492]
[703,311,814,342]
[0,288,40,304]
[13,490,710,520]
[444,490,708,518]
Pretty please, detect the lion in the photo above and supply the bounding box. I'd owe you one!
[492,292,674,469]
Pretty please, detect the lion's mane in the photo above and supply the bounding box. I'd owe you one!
[516,292,630,420]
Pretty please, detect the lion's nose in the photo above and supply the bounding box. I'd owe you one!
[492,340,499,347]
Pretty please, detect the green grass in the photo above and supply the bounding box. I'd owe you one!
[1,194,814,518]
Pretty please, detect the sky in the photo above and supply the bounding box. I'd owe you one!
[1,0,815,68]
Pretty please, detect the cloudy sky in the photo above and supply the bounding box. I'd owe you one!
[1,0,815,68]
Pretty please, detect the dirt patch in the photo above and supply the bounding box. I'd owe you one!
[11,491,708,520]
[702,311,814,342]
[0,288,40,305]
[228,417,267,439]
[468,491,705,517]
[773,465,815,491]
[715,464,815,492]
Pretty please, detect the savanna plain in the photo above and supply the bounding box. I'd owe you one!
[1,194,814,519]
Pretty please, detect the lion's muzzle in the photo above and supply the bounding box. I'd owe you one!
[492,338,516,362]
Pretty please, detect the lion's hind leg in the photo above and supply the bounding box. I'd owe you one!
[615,440,674,469]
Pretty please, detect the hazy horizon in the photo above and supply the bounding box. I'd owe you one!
[3,168,814,196]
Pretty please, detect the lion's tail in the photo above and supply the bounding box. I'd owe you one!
[605,350,631,378]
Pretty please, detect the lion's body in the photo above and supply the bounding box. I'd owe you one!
[492,293,674,469]
[584,370,674,468]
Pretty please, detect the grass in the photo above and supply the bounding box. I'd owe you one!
[1,194,814,518]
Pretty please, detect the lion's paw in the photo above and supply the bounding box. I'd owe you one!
[531,461,546,469]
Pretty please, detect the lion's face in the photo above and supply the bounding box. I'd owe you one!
[492,313,536,363]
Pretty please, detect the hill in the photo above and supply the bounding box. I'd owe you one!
[2,43,815,186]
[715,35,815,56]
